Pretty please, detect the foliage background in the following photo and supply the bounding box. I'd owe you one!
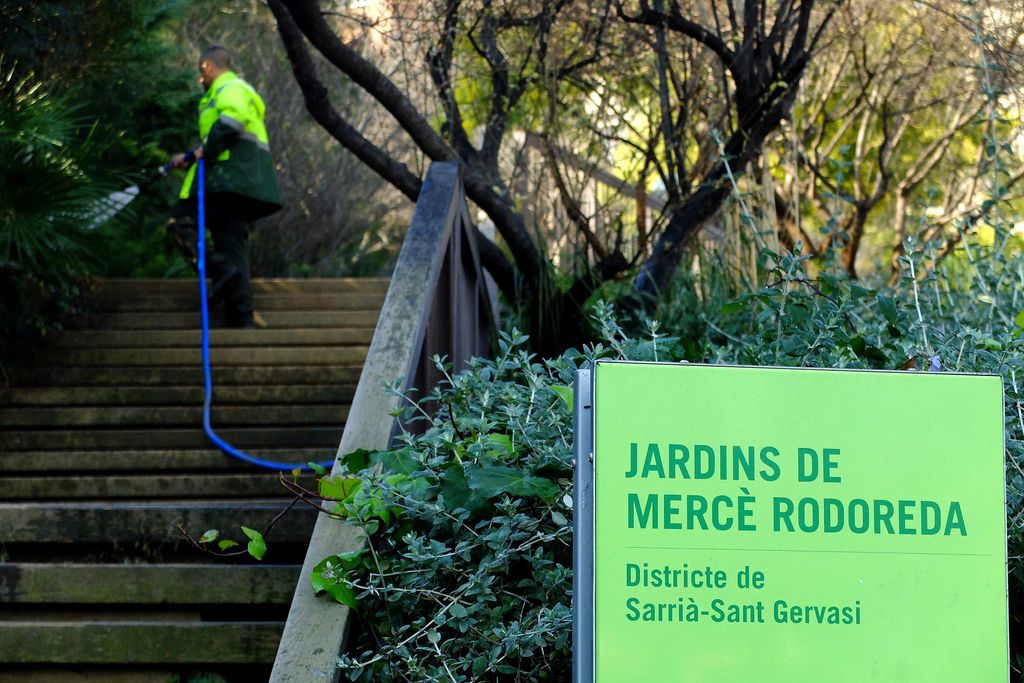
[0,0,194,357]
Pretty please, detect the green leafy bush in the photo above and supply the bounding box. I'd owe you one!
[0,66,122,356]
[325,334,584,681]
[315,224,1024,679]
[0,1,195,356]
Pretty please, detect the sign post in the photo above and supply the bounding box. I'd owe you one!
[573,361,1008,682]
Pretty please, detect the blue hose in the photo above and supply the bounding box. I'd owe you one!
[197,159,333,472]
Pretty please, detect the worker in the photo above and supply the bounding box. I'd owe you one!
[167,45,281,328]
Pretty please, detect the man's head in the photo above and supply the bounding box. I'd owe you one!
[198,46,232,91]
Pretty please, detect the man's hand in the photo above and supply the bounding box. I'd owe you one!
[168,153,189,170]
[168,148,204,170]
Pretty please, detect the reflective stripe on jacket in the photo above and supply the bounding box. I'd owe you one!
[179,71,282,219]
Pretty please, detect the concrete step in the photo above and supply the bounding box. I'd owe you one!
[0,669,181,682]
[2,426,342,452]
[0,563,300,604]
[0,618,284,664]
[0,472,295,500]
[8,365,363,387]
[0,500,315,544]
[73,309,381,330]
[87,293,386,313]
[0,403,350,428]
[2,384,355,407]
[90,277,389,296]
[38,345,368,367]
[49,327,374,349]
[0,448,334,473]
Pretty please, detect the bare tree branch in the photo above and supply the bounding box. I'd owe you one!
[268,0,422,201]
[428,0,476,159]
[539,136,610,261]
[616,1,735,65]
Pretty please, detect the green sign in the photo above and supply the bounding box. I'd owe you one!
[590,361,1007,682]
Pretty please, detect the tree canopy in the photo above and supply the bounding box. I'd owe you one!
[264,0,1020,351]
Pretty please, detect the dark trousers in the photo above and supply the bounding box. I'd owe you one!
[205,194,253,326]
[169,193,253,327]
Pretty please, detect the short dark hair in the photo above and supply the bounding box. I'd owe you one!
[199,45,232,70]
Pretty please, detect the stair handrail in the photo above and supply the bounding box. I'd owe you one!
[270,161,495,681]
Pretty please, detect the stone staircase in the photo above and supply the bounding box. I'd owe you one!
[0,278,388,682]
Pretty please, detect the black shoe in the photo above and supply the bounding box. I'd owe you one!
[209,265,241,304]
[225,313,259,329]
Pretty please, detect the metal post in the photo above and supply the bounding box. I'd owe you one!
[572,367,594,683]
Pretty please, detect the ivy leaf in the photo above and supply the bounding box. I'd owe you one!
[340,448,372,473]
[850,284,873,300]
[980,338,1003,351]
[467,464,559,503]
[720,300,745,315]
[336,548,368,570]
[486,432,514,455]
[370,447,419,475]
[551,384,573,411]
[241,526,266,561]
[311,555,359,610]
[440,466,490,515]
[876,294,900,326]
[198,529,218,544]
[849,335,888,364]
[786,301,810,327]
[319,476,361,500]
[218,540,239,551]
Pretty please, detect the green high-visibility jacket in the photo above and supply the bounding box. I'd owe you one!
[179,71,282,219]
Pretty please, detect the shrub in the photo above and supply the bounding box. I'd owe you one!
[314,223,1024,679]
[325,334,586,681]
[0,66,121,357]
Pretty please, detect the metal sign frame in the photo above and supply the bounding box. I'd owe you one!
[572,360,1008,683]
[572,367,594,683]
